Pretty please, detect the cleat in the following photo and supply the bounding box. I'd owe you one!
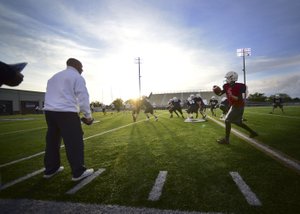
[249,132,258,138]
[72,168,94,181]
[217,138,229,144]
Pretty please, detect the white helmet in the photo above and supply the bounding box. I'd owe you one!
[196,94,201,98]
[190,94,195,99]
[211,96,215,99]
[173,97,178,102]
[275,94,280,98]
[225,71,238,83]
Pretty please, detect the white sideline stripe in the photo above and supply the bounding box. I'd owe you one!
[0,127,46,136]
[66,168,105,194]
[0,120,146,169]
[229,172,262,206]
[0,168,44,191]
[83,120,145,141]
[148,171,168,201]
[208,116,300,174]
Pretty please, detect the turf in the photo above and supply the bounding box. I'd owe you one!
[1,106,300,213]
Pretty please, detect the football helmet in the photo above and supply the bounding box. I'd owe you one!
[211,96,215,100]
[196,94,201,98]
[275,94,280,98]
[225,71,238,83]
[190,94,195,99]
[173,97,178,102]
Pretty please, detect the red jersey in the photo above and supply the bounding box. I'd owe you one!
[222,83,246,107]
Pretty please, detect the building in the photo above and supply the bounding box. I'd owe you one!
[0,88,45,115]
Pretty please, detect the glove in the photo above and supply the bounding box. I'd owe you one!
[81,117,94,125]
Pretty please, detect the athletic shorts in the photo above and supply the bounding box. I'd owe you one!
[225,106,244,124]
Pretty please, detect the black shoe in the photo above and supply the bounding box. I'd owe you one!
[249,132,258,138]
[217,138,229,144]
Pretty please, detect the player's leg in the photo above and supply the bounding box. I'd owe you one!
[174,109,179,117]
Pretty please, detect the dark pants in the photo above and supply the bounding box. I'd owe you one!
[44,111,86,177]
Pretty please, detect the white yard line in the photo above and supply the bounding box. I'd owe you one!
[229,172,262,206]
[0,120,146,169]
[0,152,46,168]
[0,127,46,136]
[0,168,44,191]
[208,116,300,174]
[148,171,168,201]
[66,168,106,194]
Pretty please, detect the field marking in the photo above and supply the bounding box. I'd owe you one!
[0,119,147,169]
[0,198,226,214]
[246,111,300,120]
[0,151,46,168]
[66,168,106,194]
[0,118,36,121]
[208,116,300,174]
[0,127,46,136]
[229,172,262,206]
[148,171,168,201]
[0,168,44,191]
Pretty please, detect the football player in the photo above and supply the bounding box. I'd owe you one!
[209,96,218,117]
[167,98,178,118]
[216,71,258,144]
[186,94,199,119]
[141,97,158,121]
[131,99,141,122]
[195,94,206,119]
[172,97,185,118]
[271,94,284,114]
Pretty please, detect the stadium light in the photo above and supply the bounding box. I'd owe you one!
[237,48,251,85]
[135,57,142,99]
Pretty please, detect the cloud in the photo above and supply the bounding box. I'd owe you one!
[248,71,300,98]
[1,0,300,103]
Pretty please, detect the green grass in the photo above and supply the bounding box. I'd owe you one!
[1,106,300,213]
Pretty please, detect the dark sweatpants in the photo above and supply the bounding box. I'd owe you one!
[44,111,86,178]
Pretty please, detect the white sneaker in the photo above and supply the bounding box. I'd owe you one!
[43,166,64,178]
[72,168,94,181]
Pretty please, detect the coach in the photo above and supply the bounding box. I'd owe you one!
[43,58,94,181]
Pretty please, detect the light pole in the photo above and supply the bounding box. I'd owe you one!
[237,48,251,85]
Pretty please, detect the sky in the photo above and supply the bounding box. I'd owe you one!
[1,0,300,104]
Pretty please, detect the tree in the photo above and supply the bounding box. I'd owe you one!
[112,98,124,112]
[248,92,267,102]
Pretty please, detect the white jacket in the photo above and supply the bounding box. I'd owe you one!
[44,66,91,118]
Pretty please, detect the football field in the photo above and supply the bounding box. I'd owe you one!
[0,106,300,213]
